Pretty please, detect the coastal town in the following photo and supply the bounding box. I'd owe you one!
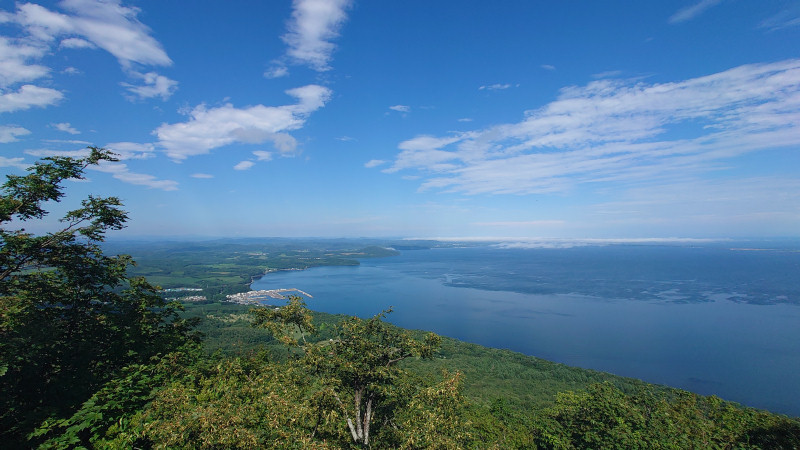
[162,287,313,305]
[226,288,313,305]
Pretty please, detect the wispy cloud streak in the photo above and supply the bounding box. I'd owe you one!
[385,59,800,195]
[669,0,722,24]
[91,160,178,191]
[758,6,800,32]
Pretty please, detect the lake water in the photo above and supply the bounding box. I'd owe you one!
[250,243,800,416]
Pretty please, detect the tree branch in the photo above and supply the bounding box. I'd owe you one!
[0,216,94,282]
[386,351,413,367]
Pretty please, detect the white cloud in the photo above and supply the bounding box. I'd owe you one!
[284,84,332,113]
[12,0,172,68]
[62,66,80,75]
[104,141,156,159]
[540,64,556,71]
[42,139,91,145]
[0,36,50,87]
[121,71,178,100]
[91,160,178,191]
[1,0,173,104]
[26,142,154,161]
[0,84,63,113]
[364,159,386,168]
[385,134,466,173]
[59,37,94,49]
[457,118,473,122]
[0,155,28,169]
[0,125,30,143]
[398,135,465,152]
[155,84,332,160]
[385,59,800,195]
[389,104,410,113]
[669,0,722,24]
[25,148,90,158]
[264,64,289,79]
[233,160,255,170]
[191,173,214,179]
[12,3,74,42]
[282,0,352,71]
[479,83,511,90]
[51,122,80,134]
[253,150,273,161]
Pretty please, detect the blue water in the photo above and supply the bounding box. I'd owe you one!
[250,243,800,416]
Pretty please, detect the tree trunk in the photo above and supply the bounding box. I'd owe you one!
[363,395,373,445]
[341,386,375,446]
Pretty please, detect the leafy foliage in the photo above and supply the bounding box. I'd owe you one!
[35,347,201,448]
[97,300,464,448]
[104,355,336,449]
[0,149,197,447]
[533,382,800,449]
[253,297,452,447]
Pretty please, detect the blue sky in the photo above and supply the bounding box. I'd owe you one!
[1,0,799,239]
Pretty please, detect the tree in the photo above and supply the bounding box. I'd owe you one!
[0,148,196,447]
[252,297,445,447]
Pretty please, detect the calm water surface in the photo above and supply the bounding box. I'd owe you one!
[250,244,800,415]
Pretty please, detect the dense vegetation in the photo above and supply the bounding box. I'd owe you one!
[2,151,799,448]
[179,301,800,449]
[0,149,198,448]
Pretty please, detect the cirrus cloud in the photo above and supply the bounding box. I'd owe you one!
[386,59,800,195]
[91,159,178,191]
[25,146,179,190]
[669,0,722,24]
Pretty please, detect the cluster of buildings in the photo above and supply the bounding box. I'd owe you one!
[226,288,313,305]
[168,295,207,302]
